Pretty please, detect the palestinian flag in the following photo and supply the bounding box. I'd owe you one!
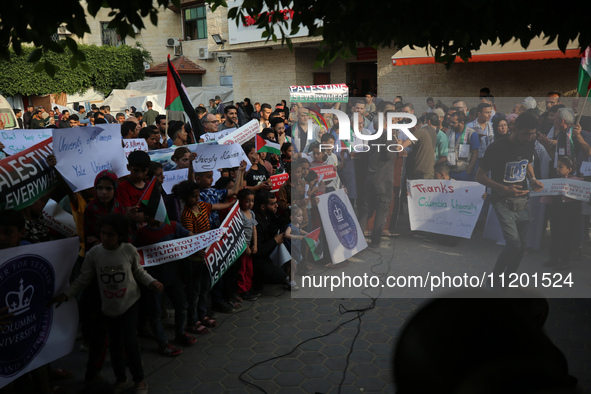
[578,47,591,102]
[256,134,281,155]
[138,177,170,224]
[165,55,205,140]
[304,227,323,261]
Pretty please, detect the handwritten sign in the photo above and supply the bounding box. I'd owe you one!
[580,161,591,176]
[200,128,237,143]
[53,125,128,192]
[205,203,247,288]
[311,164,337,180]
[41,199,78,238]
[0,138,58,211]
[217,119,259,145]
[0,129,52,155]
[162,168,189,194]
[137,228,224,267]
[270,173,289,192]
[190,143,250,173]
[123,139,148,158]
[289,84,349,103]
[530,178,591,202]
[407,180,486,239]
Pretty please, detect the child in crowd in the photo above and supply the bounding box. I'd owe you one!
[177,181,233,330]
[277,162,294,227]
[285,205,307,290]
[258,151,275,175]
[138,127,160,150]
[542,156,582,270]
[0,210,28,249]
[134,215,197,356]
[243,142,273,191]
[434,162,451,180]
[81,170,126,382]
[319,133,343,192]
[280,142,294,170]
[236,189,259,300]
[51,214,163,394]
[170,147,193,172]
[117,151,150,225]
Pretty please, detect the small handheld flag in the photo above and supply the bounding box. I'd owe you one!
[256,134,281,155]
[138,177,170,224]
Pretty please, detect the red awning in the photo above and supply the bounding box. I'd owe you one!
[392,48,582,66]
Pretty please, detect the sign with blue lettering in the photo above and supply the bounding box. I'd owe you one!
[52,125,128,192]
[503,159,528,183]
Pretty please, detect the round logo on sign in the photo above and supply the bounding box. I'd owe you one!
[0,255,54,377]
[327,194,358,249]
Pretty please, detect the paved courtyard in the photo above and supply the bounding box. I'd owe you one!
[52,230,591,393]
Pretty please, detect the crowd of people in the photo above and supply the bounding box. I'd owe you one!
[1,89,590,393]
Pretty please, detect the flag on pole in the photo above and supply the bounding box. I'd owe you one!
[165,55,205,139]
[256,134,281,155]
[138,177,170,224]
[304,227,323,261]
[577,47,591,100]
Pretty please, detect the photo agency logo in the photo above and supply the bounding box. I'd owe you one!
[289,84,418,153]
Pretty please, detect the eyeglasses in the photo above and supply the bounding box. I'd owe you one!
[100,272,125,284]
[205,120,220,124]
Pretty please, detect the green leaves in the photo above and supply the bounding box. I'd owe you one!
[0,45,147,96]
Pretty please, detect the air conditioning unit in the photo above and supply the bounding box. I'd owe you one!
[57,24,71,35]
[198,47,213,60]
[166,38,180,47]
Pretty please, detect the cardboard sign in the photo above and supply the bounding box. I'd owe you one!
[580,161,591,176]
[530,178,591,202]
[137,229,224,267]
[0,238,79,389]
[0,129,52,155]
[317,189,367,265]
[270,173,289,192]
[41,199,78,238]
[311,164,337,180]
[407,180,486,238]
[190,143,250,173]
[53,125,128,192]
[123,139,149,158]
[0,138,58,211]
[201,128,236,143]
[205,203,247,288]
[217,119,259,145]
[162,168,189,194]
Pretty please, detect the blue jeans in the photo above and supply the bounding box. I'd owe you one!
[492,201,530,276]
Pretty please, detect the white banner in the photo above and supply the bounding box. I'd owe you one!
[407,180,486,238]
[137,228,224,267]
[201,128,236,143]
[41,199,78,238]
[0,129,52,155]
[217,119,259,145]
[162,168,189,194]
[190,143,250,173]
[123,138,149,158]
[317,189,367,264]
[53,125,128,192]
[0,238,79,388]
[530,178,591,202]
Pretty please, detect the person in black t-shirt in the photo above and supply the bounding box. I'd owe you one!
[476,113,544,277]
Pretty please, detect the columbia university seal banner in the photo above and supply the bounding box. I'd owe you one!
[0,238,79,388]
[317,189,367,265]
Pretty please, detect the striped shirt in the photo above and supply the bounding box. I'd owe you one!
[181,202,212,234]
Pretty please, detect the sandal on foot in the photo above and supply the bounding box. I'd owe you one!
[202,317,217,328]
[186,322,209,335]
[135,381,149,394]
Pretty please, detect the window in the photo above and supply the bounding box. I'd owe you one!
[101,22,125,46]
[183,5,207,40]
